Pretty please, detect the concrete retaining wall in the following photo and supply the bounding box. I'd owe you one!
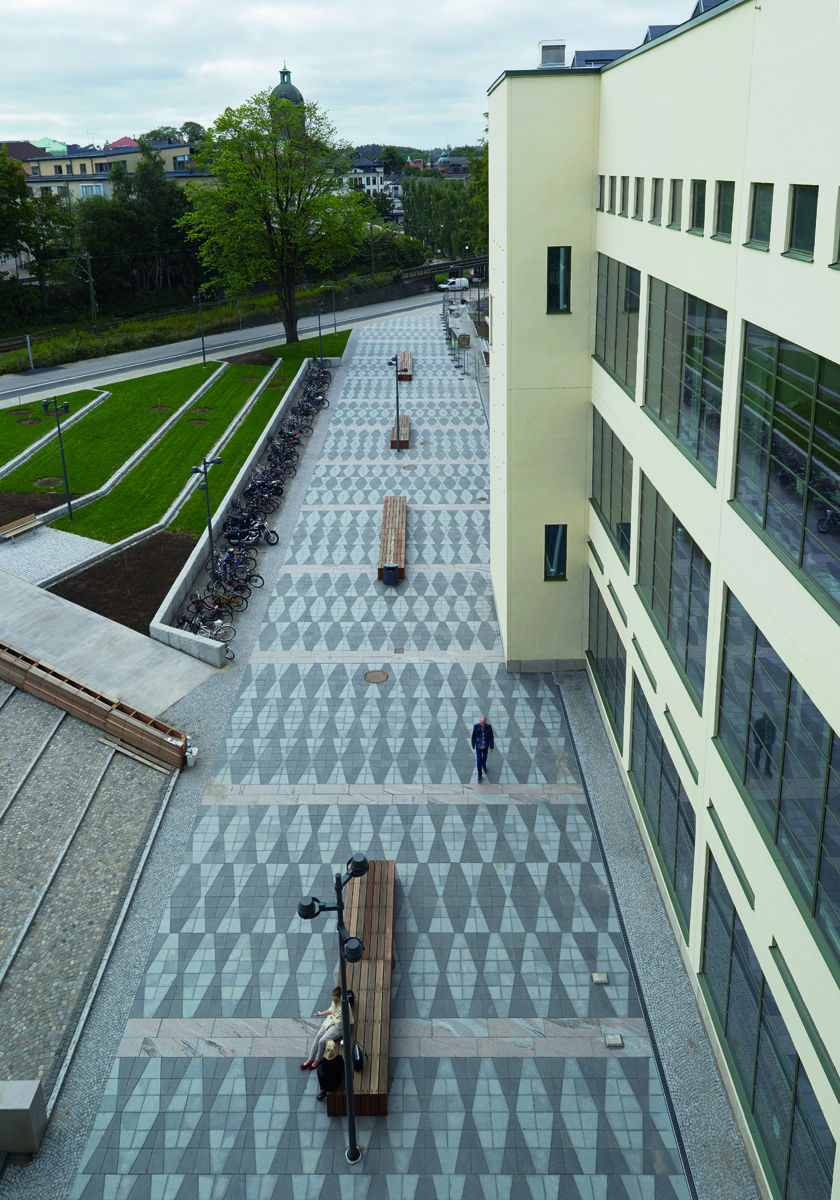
[149,355,320,666]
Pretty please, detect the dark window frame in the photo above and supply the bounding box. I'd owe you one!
[546,246,571,313]
[594,252,641,397]
[688,179,706,235]
[597,174,605,211]
[786,184,819,261]
[713,180,735,242]
[619,175,629,217]
[668,179,683,230]
[746,182,774,249]
[633,176,644,220]
[650,177,663,224]
[587,575,627,749]
[544,524,567,580]
[591,408,633,570]
[608,175,616,214]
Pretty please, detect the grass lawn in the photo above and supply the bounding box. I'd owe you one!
[52,362,270,543]
[0,390,102,470]
[0,366,209,495]
[171,331,351,538]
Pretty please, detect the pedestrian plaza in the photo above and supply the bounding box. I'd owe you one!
[62,315,735,1200]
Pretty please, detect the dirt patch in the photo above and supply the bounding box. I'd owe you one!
[475,321,489,339]
[17,418,41,425]
[34,477,64,487]
[188,419,208,426]
[150,406,171,413]
[0,492,80,524]
[220,350,279,367]
[48,531,197,637]
[8,408,30,416]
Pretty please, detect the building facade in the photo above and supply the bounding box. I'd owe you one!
[488,2,840,1199]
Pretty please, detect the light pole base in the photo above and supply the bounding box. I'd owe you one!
[345,1147,363,1165]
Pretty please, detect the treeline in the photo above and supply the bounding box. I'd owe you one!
[402,152,488,256]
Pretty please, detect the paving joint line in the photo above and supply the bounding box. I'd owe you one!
[0,710,66,824]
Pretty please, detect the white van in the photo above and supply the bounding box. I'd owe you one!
[438,277,470,291]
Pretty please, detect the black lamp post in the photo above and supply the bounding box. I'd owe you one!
[191,456,222,579]
[316,301,325,365]
[321,285,338,334]
[297,851,369,1165]
[386,355,402,455]
[41,397,72,520]
[193,288,207,368]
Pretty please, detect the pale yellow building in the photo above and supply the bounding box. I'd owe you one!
[489,1,840,1198]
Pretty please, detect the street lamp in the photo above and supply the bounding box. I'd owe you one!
[41,397,72,520]
[297,851,369,1166]
[193,288,207,368]
[386,355,403,455]
[369,222,376,283]
[316,301,325,365]
[321,284,338,334]
[191,456,223,579]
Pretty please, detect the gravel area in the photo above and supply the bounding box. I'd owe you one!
[0,689,66,808]
[0,526,110,585]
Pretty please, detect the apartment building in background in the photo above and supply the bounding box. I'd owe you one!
[488,1,840,1198]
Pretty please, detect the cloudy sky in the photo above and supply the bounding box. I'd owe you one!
[2,0,694,149]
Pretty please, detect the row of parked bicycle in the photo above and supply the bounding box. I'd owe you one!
[173,360,333,657]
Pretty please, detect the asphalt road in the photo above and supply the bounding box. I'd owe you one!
[0,291,461,403]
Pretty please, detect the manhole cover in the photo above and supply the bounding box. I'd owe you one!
[188,419,209,425]
[150,406,170,412]
[393,648,405,654]
[17,418,41,425]
[401,465,417,471]
[35,477,63,487]
[364,670,389,684]
[478,497,488,502]
[193,406,214,413]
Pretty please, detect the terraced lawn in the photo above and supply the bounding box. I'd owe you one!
[0,390,102,470]
[52,363,269,543]
[1,367,209,495]
[172,331,351,537]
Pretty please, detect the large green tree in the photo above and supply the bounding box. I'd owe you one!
[180,90,370,342]
[21,192,74,311]
[381,145,407,174]
[0,145,30,258]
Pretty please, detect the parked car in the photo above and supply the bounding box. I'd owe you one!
[438,277,470,291]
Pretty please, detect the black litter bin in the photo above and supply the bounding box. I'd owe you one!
[382,563,400,587]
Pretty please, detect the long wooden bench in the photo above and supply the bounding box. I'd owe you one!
[0,514,41,541]
[327,859,395,1117]
[397,351,413,382]
[377,496,406,581]
[390,414,409,450]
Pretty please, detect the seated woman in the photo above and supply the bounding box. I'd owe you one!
[316,1040,343,1102]
[301,986,353,1070]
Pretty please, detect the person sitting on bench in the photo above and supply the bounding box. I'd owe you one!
[301,986,353,1070]
[316,1040,343,1102]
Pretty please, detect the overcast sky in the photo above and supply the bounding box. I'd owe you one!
[2,0,694,149]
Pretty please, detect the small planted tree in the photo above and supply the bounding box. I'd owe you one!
[180,91,370,342]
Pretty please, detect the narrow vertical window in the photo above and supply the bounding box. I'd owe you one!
[714,181,735,240]
[748,183,774,247]
[633,177,644,219]
[546,246,571,312]
[650,178,663,224]
[788,185,818,258]
[608,176,616,213]
[668,179,683,229]
[544,525,567,579]
[597,175,605,211]
[689,180,706,234]
[619,176,629,216]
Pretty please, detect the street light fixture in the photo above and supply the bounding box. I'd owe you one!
[193,288,207,368]
[297,851,370,1165]
[41,397,72,520]
[190,456,223,579]
[386,354,405,455]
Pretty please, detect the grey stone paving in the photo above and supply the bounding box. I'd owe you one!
[0,525,110,585]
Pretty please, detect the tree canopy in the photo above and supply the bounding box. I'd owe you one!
[180,90,370,342]
[381,146,407,174]
[0,145,30,257]
[141,121,206,144]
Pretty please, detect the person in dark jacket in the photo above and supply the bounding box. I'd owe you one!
[753,710,776,778]
[471,715,495,782]
[316,1040,343,1102]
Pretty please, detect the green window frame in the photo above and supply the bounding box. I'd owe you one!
[544,524,567,580]
[668,179,683,229]
[594,252,641,396]
[630,676,696,930]
[702,855,836,1200]
[644,275,727,478]
[633,177,644,220]
[591,408,633,569]
[717,588,840,970]
[734,321,840,614]
[787,185,818,260]
[546,246,571,313]
[747,182,774,248]
[714,180,735,241]
[637,474,711,706]
[650,177,663,224]
[689,179,706,234]
[587,575,627,749]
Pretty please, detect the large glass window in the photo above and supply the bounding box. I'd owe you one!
[734,322,840,611]
[718,589,840,965]
[714,181,735,240]
[644,276,726,477]
[594,252,641,395]
[749,183,774,247]
[588,576,627,748]
[788,186,818,258]
[546,247,571,313]
[591,409,633,568]
[630,677,696,928]
[689,180,706,233]
[703,856,836,1200]
[638,474,711,704]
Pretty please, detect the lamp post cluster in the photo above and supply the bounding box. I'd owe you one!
[297,851,370,1165]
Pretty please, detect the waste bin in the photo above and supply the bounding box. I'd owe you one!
[382,563,400,587]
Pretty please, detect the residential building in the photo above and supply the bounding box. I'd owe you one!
[345,154,386,195]
[12,140,206,202]
[488,2,840,1199]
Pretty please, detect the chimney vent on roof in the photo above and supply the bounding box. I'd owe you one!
[538,40,566,68]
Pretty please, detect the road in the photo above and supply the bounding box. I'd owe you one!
[0,290,460,404]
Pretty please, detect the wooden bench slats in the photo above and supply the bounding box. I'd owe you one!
[377,495,407,581]
[390,414,409,450]
[397,351,413,382]
[0,514,41,540]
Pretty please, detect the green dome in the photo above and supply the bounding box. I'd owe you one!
[271,67,303,106]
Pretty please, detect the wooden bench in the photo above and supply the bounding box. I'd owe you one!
[397,351,413,382]
[0,515,41,542]
[377,496,406,581]
[390,414,409,450]
[327,859,395,1117]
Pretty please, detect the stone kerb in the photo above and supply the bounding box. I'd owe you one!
[149,355,322,667]
[0,390,110,481]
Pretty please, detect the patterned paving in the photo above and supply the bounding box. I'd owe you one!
[68,315,692,1200]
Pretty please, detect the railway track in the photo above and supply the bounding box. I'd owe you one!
[0,681,176,1103]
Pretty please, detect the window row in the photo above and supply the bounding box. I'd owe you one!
[597,175,832,263]
[587,575,626,749]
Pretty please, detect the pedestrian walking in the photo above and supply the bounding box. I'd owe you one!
[471,715,495,783]
[752,710,776,778]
